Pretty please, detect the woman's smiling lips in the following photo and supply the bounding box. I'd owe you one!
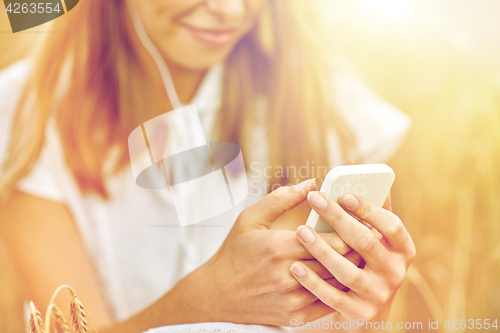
[180,23,238,47]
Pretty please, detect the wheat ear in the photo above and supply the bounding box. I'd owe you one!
[29,301,45,333]
[44,285,73,332]
[44,285,91,333]
[69,289,90,333]
[45,304,71,333]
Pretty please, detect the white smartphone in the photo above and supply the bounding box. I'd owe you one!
[306,164,395,232]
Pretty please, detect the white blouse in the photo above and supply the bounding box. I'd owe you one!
[0,60,411,322]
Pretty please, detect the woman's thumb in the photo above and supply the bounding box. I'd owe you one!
[241,179,316,230]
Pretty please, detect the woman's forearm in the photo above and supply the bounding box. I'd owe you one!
[100,266,213,333]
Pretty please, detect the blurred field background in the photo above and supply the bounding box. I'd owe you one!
[1,0,499,332]
[314,0,500,330]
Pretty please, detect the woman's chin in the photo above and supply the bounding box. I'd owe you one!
[164,49,230,71]
[159,35,235,71]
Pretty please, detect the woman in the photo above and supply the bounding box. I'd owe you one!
[0,0,414,332]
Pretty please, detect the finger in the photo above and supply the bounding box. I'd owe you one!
[345,250,363,268]
[301,260,333,280]
[339,193,412,252]
[273,230,322,260]
[293,300,336,323]
[287,287,319,308]
[382,192,392,211]
[325,251,365,291]
[313,251,364,291]
[290,261,354,314]
[302,252,363,291]
[276,229,350,261]
[243,179,316,230]
[307,191,388,265]
[325,277,348,291]
[295,225,367,293]
[317,232,351,256]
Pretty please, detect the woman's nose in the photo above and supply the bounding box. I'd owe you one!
[206,0,246,23]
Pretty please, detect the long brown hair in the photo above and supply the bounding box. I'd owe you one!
[0,0,355,199]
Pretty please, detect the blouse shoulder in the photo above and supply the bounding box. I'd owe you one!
[331,73,412,164]
[0,60,32,168]
[0,59,31,88]
[0,60,67,202]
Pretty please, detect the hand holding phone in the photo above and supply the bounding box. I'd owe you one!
[306,164,395,232]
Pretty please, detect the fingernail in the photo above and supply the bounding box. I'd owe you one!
[307,191,328,211]
[290,262,306,278]
[296,178,315,192]
[341,194,359,209]
[297,225,316,243]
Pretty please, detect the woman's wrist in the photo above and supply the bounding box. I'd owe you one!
[162,262,218,324]
[100,263,216,333]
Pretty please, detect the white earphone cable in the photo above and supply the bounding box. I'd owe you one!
[126,0,200,266]
[126,0,183,110]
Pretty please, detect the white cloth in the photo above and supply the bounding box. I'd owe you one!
[144,322,284,333]
[0,60,411,322]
